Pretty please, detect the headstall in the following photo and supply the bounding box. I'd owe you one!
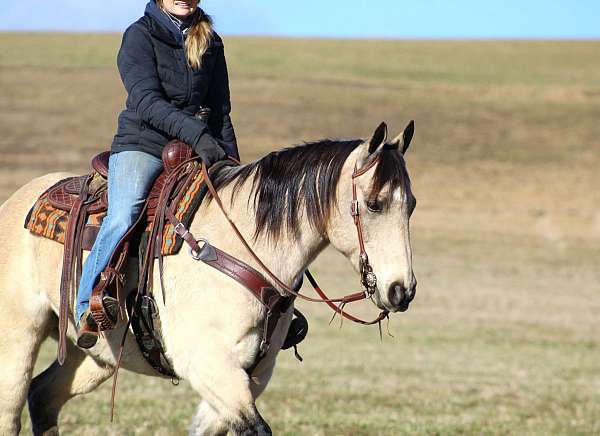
[169,158,390,330]
[109,155,391,421]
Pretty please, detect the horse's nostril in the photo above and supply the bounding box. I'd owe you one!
[388,281,405,307]
[406,280,417,301]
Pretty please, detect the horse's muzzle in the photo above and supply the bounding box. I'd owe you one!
[387,279,417,312]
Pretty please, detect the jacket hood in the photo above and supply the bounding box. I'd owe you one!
[145,0,185,46]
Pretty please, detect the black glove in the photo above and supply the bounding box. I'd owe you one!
[193,133,227,168]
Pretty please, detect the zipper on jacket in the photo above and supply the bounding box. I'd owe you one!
[184,51,193,105]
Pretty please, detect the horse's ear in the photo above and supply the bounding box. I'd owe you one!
[368,122,388,154]
[389,120,415,155]
[356,122,388,169]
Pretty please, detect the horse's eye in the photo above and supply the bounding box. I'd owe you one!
[366,199,383,213]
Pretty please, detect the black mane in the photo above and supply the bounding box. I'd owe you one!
[211,139,410,242]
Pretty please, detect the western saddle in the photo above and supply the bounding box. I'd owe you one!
[49,140,203,369]
[28,140,307,379]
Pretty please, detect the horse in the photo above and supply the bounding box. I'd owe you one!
[0,121,417,436]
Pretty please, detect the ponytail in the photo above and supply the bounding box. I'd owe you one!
[185,10,213,70]
[156,1,214,70]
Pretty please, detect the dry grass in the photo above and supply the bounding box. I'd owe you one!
[0,33,599,435]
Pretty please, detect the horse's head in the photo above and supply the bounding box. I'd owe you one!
[327,121,417,313]
[211,122,416,313]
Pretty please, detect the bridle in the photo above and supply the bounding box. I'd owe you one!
[352,161,379,298]
[108,153,389,419]
[199,156,389,326]
[171,156,389,328]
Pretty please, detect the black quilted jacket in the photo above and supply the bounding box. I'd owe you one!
[111,1,238,160]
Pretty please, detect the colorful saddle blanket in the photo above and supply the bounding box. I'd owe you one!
[23,141,241,377]
[24,164,210,257]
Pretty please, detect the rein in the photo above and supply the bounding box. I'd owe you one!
[191,160,390,326]
[108,155,389,421]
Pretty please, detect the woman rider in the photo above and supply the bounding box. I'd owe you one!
[75,0,239,348]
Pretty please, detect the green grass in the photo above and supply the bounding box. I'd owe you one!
[20,232,600,435]
[25,305,600,435]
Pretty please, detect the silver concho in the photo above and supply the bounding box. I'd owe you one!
[364,271,377,290]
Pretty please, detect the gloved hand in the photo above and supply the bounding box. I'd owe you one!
[193,133,227,168]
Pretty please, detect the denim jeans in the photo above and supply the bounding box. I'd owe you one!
[75,151,163,322]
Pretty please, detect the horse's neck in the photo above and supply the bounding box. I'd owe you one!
[193,179,329,286]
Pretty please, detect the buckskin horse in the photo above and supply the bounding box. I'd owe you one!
[0,121,417,436]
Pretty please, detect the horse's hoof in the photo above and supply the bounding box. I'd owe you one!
[41,426,60,436]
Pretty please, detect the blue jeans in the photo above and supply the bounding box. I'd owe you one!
[76,151,163,322]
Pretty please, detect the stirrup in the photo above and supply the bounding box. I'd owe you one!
[282,309,308,350]
[76,311,99,349]
[91,292,120,332]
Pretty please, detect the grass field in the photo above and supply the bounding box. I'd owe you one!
[1,33,599,435]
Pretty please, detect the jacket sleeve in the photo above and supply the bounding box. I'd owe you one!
[117,24,208,149]
[205,42,239,161]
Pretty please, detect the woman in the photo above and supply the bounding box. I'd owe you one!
[75,0,238,348]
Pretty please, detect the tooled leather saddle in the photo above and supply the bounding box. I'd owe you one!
[25,140,308,377]
[47,141,205,369]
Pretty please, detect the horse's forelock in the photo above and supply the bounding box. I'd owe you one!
[369,148,411,207]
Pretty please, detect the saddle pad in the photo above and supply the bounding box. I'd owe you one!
[24,165,217,257]
[142,166,208,256]
[24,191,106,245]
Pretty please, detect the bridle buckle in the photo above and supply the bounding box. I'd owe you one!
[174,222,190,239]
[350,200,360,217]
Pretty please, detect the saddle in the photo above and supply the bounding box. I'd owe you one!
[25,141,309,377]
[26,141,205,367]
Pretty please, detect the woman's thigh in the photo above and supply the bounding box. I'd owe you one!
[107,151,164,217]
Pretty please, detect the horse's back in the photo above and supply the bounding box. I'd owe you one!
[0,173,74,307]
[0,172,74,224]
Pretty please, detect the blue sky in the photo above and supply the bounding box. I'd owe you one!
[0,1,597,38]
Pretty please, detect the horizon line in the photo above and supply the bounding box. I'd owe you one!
[0,30,599,42]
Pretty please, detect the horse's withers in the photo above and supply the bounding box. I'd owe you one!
[0,121,419,435]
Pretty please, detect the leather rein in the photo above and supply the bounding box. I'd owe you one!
[107,155,388,421]
[175,159,389,327]
[107,157,388,421]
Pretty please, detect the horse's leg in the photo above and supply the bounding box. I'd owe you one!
[184,345,272,436]
[189,357,278,436]
[190,400,270,436]
[0,293,53,435]
[186,305,292,436]
[0,176,60,434]
[189,401,229,436]
[28,340,114,436]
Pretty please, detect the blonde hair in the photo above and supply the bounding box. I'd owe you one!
[157,1,214,69]
[185,11,213,69]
